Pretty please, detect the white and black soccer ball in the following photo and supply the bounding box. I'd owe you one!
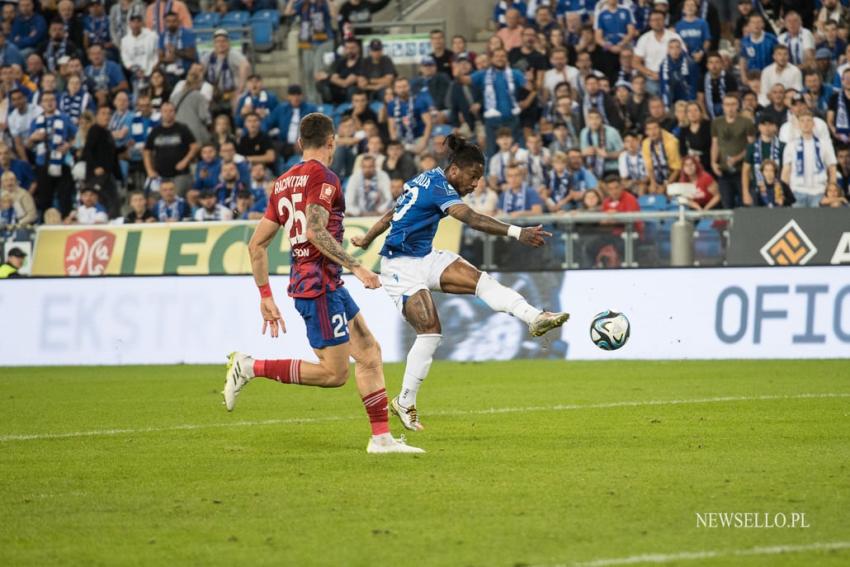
[589,310,630,351]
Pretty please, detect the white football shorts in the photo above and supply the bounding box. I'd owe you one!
[379,249,461,313]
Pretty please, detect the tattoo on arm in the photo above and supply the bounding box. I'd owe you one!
[448,204,510,236]
[306,204,362,270]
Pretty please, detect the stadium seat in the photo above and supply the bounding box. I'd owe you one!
[251,9,280,30]
[317,103,335,117]
[332,103,352,126]
[193,12,220,28]
[251,21,275,52]
[638,194,667,211]
[221,11,250,29]
[369,101,384,115]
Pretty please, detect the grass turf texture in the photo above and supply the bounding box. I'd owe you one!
[2,360,849,567]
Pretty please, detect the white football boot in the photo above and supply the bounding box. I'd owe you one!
[223,352,253,411]
[366,434,425,454]
[529,311,570,337]
[390,396,425,431]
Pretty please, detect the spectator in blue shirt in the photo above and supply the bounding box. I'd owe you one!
[214,162,249,209]
[556,0,585,21]
[84,44,129,106]
[499,162,545,216]
[26,91,77,216]
[494,1,529,28]
[594,0,637,82]
[0,31,24,68]
[740,13,778,73]
[674,0,711,64]
[235,74,279,129]
[262,84,317,161]
[0,142,35,191]
[158,12,197,82]
[659,39,698,108]
[10,0,47,57]
[152,179,190,222]
[83,0,114,54]
[387,76,434,155]
[194,143,222,191]
[471,47,526,156]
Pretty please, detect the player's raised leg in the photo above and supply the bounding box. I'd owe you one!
[347,311,425,453]
[391,289,442,431]
[440,257,569,337]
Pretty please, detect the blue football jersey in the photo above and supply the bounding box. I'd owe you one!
[380,167,464,259]
[741,33,778,71]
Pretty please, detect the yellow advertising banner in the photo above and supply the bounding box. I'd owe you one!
[31,218,464,276]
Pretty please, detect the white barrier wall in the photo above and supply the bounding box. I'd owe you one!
[2,266,848,366]
[2,276,403,366]
[559,266,850,360]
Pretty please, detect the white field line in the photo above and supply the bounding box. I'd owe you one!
[2,392,849,443]
[565,541,850,567]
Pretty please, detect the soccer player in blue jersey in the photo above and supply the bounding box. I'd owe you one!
[351,135,570,431]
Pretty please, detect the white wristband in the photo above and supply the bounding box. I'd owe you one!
[507,225,522,240]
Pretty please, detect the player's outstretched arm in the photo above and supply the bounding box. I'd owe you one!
[350,208,393,249]
[305,204,381,289]
[446,203,550,248]
[248,218,286,337]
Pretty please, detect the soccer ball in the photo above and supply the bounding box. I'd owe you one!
[590,310,630,351]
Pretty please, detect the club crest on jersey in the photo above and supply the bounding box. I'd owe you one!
[320,183,335,203]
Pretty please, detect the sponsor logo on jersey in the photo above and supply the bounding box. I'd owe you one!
[759,220,817,266]
[320,183,335,203]
[64,230,116,276]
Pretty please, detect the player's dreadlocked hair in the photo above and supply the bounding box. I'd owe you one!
[445,134,485,169]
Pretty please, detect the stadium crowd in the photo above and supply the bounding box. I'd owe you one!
[1,0,849,240]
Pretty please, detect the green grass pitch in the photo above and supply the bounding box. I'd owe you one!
[2,360,849,566]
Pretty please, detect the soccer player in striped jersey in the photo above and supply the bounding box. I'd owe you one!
[223,113,423,454]
[351,135,569,432]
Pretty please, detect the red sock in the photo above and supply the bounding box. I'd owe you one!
[361,388,390,436]
[253,359,302,384]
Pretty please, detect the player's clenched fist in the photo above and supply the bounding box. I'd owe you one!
[349,235,368,248]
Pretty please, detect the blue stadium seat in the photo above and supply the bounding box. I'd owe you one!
[251,9,280,30]
[251,21,274,52]
[317,103,335,117]
[193,12,220,29]
[332,103,352,126]
[221,11,250,29]
[638,194,667,210]
[369,101,384,115]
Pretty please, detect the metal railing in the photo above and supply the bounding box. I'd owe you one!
[396,0,431,19]
[351,18,446,37]
[467,210,734,271]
